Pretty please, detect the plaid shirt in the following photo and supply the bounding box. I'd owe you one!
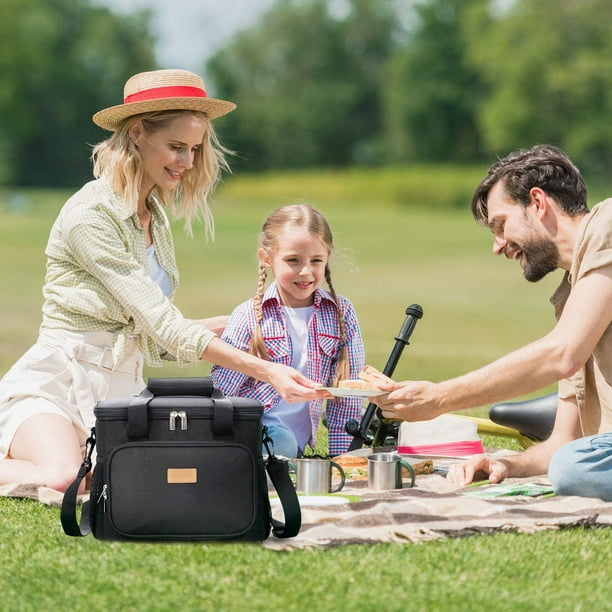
[41,175,215,368]
[211,283,366,455]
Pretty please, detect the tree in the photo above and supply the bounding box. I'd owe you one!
[463,0,612,174]
[206,0,401,171]
[381,0,489,163]
[0,0,157,187]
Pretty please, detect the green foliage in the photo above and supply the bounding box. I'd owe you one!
[383,0,487,162]
[462,0,612,175]
[215,164,489,209]
[0,0,157,187]
[207,0,612,174]
[207,0,400,171]
[2,0,612,185]
[207,0,612,177]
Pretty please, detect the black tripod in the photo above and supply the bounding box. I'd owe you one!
[345,304,423,451]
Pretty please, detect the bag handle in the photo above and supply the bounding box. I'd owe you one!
[146,377,222,397]
[60,432,96,537]
[212,397,234,438]
[127,377,226,439]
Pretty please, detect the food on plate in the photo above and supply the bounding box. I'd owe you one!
[358,365,394,387]
[333,453,435,480]
[338,364,394,391]
[333,454,369,469]
[338,379,381,391]
[333,454,369,480]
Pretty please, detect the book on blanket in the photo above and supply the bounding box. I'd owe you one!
[463,481,555,498]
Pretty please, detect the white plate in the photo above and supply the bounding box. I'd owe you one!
[322,387,384,398]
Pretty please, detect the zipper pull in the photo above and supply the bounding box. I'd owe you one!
[97,484,107,513]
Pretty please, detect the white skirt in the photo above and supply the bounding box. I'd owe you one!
[0,329,145,458]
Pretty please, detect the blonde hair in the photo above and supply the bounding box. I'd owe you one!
[91,110,230,238]
[249,204,350,384]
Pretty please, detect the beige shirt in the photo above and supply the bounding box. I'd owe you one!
[41,175,215,368]
[551,198,612,435]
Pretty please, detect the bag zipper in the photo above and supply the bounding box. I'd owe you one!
[94,405,263,420]
[97,483,107,513]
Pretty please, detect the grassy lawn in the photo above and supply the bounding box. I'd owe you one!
[1,167,611,611]
[1,496,611,611]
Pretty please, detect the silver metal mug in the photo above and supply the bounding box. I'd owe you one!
[367,452,416,490]
[291,458,346,494]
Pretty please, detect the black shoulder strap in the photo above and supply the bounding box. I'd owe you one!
[60,433,95,537]
[266,456,301,538]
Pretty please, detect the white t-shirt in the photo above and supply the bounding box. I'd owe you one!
[147,244,172,296]
[263,305,314,451]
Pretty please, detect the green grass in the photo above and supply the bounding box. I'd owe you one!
[1,168,611,611]
[1,497,611,611]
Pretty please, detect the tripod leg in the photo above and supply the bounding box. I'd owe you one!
[345,305,423,450]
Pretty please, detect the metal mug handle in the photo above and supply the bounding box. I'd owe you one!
[329,460,346,493]
[399,459,415,488]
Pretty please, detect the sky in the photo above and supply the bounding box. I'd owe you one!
[94,0,276,72]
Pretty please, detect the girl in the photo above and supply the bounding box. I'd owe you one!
[211,204,365,457]
[0,69,322,491]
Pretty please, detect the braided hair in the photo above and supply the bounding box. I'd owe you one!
[248,204,350,385]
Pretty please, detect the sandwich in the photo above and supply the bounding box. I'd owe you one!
[338,364,394,391]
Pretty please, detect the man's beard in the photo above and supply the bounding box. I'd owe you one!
[520,236,560,282]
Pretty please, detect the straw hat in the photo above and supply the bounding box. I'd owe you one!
[92,69,237,131]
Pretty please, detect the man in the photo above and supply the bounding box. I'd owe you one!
[374,144,612,501]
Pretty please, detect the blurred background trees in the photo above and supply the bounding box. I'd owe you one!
[0,0,155,186]
[206,0,399,170]
[1,0,611,186]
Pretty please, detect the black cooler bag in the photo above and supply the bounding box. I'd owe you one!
[61,377,300,542]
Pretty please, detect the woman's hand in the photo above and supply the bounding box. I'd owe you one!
[202,336,328,403]
[446,454,509,486]
[266,363,329,404]
[373,380,446,422]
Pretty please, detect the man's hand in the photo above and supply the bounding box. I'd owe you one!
[373,380,446,422]
[447,454,509,486]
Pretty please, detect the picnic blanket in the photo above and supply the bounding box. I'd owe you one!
[0,483,79,507]
[264,472,612,550]
[3,472,612,550]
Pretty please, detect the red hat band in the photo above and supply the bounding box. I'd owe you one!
[124,85,207,104]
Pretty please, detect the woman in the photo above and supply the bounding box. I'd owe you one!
[0,69,322,492]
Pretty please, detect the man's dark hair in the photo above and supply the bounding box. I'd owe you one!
[471,144,588,225]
